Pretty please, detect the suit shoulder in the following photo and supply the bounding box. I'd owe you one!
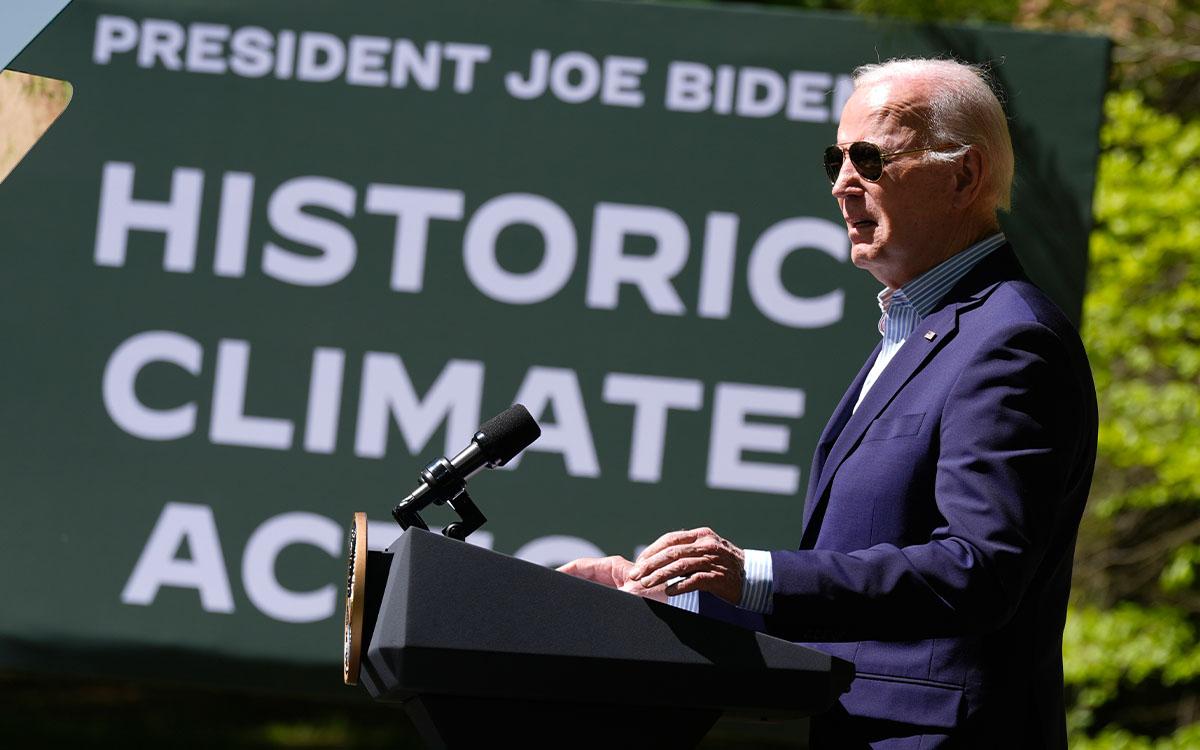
[967,277,1081,341]
[956,278,1095,399]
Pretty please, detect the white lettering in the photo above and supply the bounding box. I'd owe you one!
[262,176,357,286]
[121,502,235,613]
[186,23,230,75]
[355,355,484,459]
[346,35,390,87]
[303,347,346,454]
[603,373,704,483]
[391,39,441,89]
[274,30,297,79]
[601,56,646,107]
[665,61,711,113]
[507,367,599,477]
[242,512,342,623]
[786,71,832,122]
[442,42,490,93]
[713,65,735,115]
[138,19,185,70]
[229,26,274,78]
[747,217,847,329]
[213,171,255,278]
[832,74,855,122]
[209,339,295,450]
[586,203,688,314]
[549,51,601,104]
[707,383,804,495]
[103,330,202,441]
[94,162,203,272]
[364,184,465,293]
[736,67,785,118]
[697,212,740,319]
[93,15,138,65]
[505,49,549,99]
[463,194,577,305]
[296,32,345,82]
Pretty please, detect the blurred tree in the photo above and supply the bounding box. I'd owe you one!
[1018,0,1200,116]
[712,0,1200,113]
[1065,88,1200,748]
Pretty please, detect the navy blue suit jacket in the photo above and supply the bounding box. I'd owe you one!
[700,248,1097,749]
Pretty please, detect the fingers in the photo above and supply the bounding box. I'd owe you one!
[664,569,722,597]
[636,527,714,562]
[556,556,632,589]
[619,579,669,603]
[629,529,725,583]
[626,527,744,605]
[558,533,744,606]
[636,554,732,590]
[556,556,604,583]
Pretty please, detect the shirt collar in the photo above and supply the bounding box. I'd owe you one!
[876,232,1006,336]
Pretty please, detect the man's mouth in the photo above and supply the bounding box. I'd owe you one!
[849,219,877,230]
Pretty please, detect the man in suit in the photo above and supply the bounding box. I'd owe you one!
[559,57,1098,748]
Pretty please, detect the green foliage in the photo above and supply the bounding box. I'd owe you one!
[1085,91,1200,519]
[1067,89,1200,743]
[1162,545,1200,592]
[849,0,1018,24]
[688,0,1021,23]
[1064,604,1200,696]
[1017,1,1200,117]
[1071,722,1200,750]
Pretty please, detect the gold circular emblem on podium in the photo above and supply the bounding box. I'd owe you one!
[343,511,367,686]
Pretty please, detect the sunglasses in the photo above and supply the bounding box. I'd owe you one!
[823,141,961,183]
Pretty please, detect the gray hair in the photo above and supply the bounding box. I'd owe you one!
[852,58,1015,213]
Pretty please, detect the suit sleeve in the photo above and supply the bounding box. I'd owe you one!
[758,321,1093,642]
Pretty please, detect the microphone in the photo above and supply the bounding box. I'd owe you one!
[392,404,540,540]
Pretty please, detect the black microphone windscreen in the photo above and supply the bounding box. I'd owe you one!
[475,404,541,466]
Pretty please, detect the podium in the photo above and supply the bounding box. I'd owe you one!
[351,528,853,748]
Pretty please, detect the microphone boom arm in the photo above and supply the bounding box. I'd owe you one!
[392,452,488,541]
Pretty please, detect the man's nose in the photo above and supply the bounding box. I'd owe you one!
[830,155,861,197]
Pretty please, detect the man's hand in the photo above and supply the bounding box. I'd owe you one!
[627,527,745,605]
[556,556,669,602]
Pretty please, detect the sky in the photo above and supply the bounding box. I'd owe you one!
[0,0,72,71]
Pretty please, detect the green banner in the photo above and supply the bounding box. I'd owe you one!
[0,0,1108,689]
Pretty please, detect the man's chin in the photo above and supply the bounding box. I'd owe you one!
[850,245,877,270]
[850,248,897,287]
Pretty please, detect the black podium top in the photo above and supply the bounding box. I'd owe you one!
[360,528,852,718]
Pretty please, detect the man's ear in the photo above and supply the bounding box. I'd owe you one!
[951,145,987,209]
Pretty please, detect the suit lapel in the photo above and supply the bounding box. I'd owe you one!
[802,341,881,531]
[798,246,1021,547]
[799,304,961,547]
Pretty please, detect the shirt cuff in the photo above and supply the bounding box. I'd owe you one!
[666,551,774,615]
[667,590,699,613]
[738,549,774,614]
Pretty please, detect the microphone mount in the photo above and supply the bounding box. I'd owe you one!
[390,404,540,542]
[392,448,487,542]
